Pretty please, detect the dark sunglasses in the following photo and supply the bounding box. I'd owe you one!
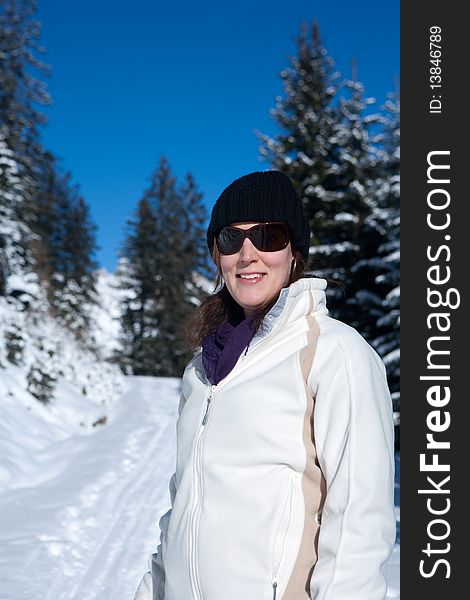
[216,222,290,255]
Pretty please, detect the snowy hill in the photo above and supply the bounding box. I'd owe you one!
[0,374,181,600]
[0,372,400,599]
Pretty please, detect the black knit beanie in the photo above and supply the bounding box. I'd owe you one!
[207,170,311,260]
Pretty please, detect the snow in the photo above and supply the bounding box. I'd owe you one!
[0,371,180,600]
[333,211,359,223]
[309,240,360,256]
[90,268,129,359]
[383,347,400,367]
[0,370,400,599]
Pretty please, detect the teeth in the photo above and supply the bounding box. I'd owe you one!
[239,273,264,279]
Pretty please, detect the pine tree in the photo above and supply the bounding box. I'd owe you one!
[0,128,40,305]
[4,318,25,364]
[255,21,346,303]
[0,0,50,303]
[117,198,160,375]
[256,22,391,342]
[256,21,340,190]
[0,0,50,168]
[28,150,57,285]
[1,3,122,407]
[320,75,385,338]
[30,154,99,339]
[152,159,211,375]
[117,158,209,377]
[370,94,400,404]
[26,335,58,404]
[52,190,99,339]
[57,194,98,318]
[178,171,214,287]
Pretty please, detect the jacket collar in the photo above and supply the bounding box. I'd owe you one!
[251,276,328,345]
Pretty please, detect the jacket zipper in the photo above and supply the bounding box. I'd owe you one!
[188,384,216,599]
[272,579,278,600]
[271,475,295,599]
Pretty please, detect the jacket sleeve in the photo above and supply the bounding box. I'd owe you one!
[133,474,177,600]
[133,391,186,600]
[308,327,396,600]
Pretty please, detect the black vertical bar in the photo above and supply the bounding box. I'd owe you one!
[401,3,465,599]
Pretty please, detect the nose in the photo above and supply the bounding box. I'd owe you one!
[238,237,258,264]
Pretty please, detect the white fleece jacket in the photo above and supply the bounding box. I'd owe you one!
[134,277,396,600]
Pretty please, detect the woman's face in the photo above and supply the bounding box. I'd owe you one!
[219,222,294,317]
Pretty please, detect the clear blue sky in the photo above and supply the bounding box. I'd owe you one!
[36,0,399,272]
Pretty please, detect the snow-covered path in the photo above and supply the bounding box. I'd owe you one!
[0,376,180,600]
[0,375,399,599]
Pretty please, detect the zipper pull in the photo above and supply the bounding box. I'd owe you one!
[202,386,215,426]
[272,578,278,600]
[202,397,211,425]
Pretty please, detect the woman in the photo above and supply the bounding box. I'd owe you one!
[134,170,396,600]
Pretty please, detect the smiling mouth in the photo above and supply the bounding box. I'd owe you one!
[236,273,267,280]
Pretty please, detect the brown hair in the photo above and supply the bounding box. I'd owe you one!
[184,242,310,350]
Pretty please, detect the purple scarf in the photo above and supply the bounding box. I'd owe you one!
[202,316,257,385]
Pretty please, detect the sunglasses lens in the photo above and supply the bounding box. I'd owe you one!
[259,223,289,251]
[216,227,244,254]
[216,223,290,255]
